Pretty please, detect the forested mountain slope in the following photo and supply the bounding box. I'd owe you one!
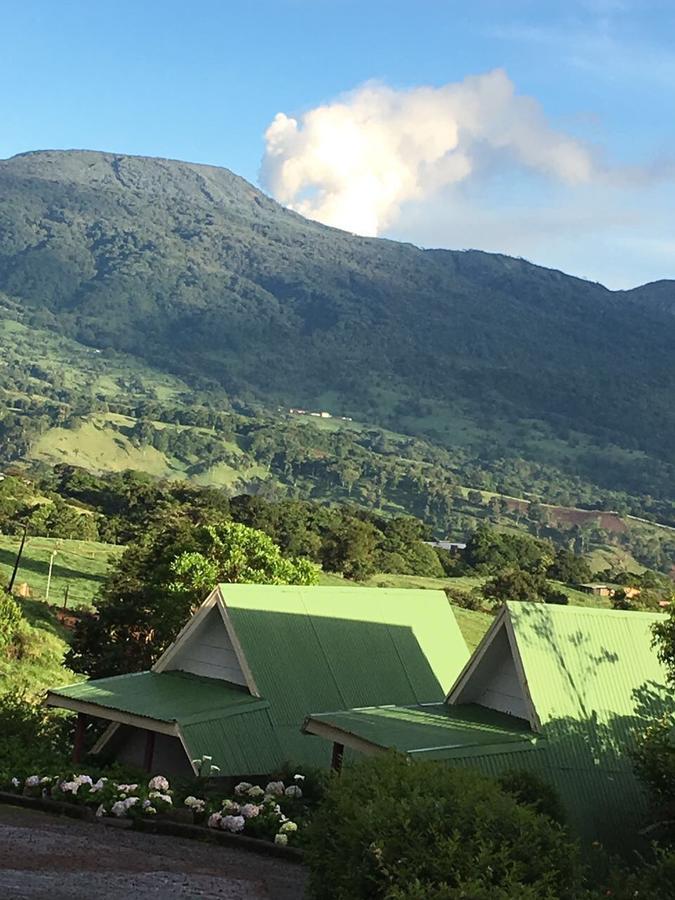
[0,149,674,502]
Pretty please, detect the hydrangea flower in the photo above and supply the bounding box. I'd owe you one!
[111,800,128,817]
[184,796,206,812]
[117,784,138,794]
[11,777,20,789]
[265,781,285,796]
[247,786,265,799]
[279,821,298,834]
[148,775,169,792]
[207,812,223,829]
[149,791,172,805]
[221,814,245,833]
[274,833,289,846]
[222,799,240,814]
[25,775,40,788]
[284,785,302,799]
[234,782,252,796]
[293,774,305,782]
[239,803,260,819]
[95,804,107,818]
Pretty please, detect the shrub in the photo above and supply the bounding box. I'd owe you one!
[305,754,583,900]
[497,769,567,825]
[0,592,22,650]
[0,691,72,779]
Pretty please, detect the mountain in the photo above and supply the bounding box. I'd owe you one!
[0,149,674,504]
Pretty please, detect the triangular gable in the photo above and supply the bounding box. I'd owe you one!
[153,589,257,693]
[504,602,668,729]
[447,606,541,731]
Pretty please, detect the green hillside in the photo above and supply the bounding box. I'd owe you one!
[0,149,674,511]
[0,535,122,608]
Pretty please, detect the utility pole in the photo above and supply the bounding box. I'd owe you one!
[7,524,28,595]
[46,549,58,603]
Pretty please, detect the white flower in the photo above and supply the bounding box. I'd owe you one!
[89,779,107,793]
[247,786,264,799]
[284,785,302,799]
[184,796,205,812]
[210,765,221,774]
[148,775,169,792]
[11,777,20,788]
[222,799,240,814]
[221,814,245,833]
[274,833,289,846]
[40,776,52,785]
[95,804,107,818]
[149,791,172,805]
[207,812,223,829]
[116,783,138,793]
[74,774,93,786]
[293,774,305,782]
[25,776,40,787]
[265,781,285,796]
[111,800,128,818]
[280,821,298,834]
[240,803,260,819]
[234,782,252,796]
[144,806,157,815]
[124,797,139,809]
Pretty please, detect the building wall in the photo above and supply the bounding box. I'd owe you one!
[112,726,194,776]
[168,606,246,685]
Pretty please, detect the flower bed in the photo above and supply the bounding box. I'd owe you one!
[2,771,309,849]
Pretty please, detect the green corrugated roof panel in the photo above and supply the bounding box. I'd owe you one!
[182,707,284,775]
[507,603,669,754]
[221,584,470,724]
[50,671,266,724]
[308,703,537,758]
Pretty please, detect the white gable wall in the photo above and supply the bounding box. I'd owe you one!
[453,626,530,721]
[166,605,246,685]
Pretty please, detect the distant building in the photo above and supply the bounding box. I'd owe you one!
[579,583,613,597]
[424,541,467,552]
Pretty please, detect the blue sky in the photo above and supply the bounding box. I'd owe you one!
[2,0,674,288]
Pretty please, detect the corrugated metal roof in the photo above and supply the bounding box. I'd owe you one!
[306,702,537,757]
[50,671,266,724]
[181,707,284,775]
[507,602,667,735]
[221,584,470,726]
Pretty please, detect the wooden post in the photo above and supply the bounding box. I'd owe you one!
[73,713,87,763]
[331,741,344,773]
[143,729,156,772]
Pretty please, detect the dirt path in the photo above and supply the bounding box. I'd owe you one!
[0,804,307,899]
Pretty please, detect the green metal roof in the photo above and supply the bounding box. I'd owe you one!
[305,702,538,759]
[49,670,267,724]
[505,602,668,733]
[220,584,470,726]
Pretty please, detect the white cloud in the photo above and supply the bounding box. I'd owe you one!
[260,70,596,236]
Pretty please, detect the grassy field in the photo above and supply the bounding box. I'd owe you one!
[0,535,123,608]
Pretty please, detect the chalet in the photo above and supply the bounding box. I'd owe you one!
[303,603,670,849]
[46,585,470,777]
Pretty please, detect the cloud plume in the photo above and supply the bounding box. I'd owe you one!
[260,70,596,236]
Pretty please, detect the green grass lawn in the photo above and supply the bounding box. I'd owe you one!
[0,535,123,608]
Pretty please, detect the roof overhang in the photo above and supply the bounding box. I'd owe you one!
[302,704,541,762]
[45,691,180,737]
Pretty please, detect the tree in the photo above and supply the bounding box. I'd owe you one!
[67,517,318,677]
[547,548,592,584]
[169,521,319,598]
[483,567,569,607]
